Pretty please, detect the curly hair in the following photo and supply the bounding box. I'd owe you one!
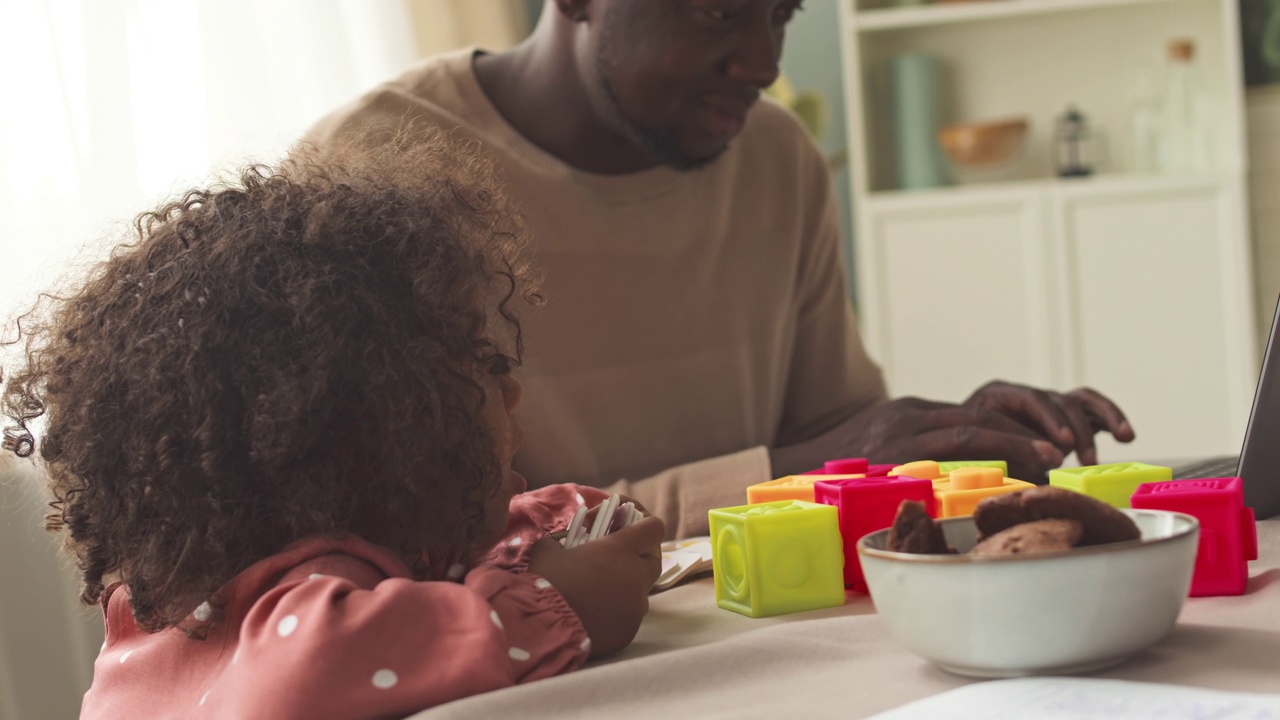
[0,129,540,633]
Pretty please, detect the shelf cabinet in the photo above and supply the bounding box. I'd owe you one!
[839,0,1258,462]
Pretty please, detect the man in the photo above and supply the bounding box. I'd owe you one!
[306,0,1133,538]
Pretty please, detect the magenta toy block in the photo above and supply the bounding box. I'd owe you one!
[1131,477,1257,596]
[801,457,870,476]
[813,475,936,592]
[800,458,896,477]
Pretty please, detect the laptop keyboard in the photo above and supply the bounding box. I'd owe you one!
[1172,455,1240,479]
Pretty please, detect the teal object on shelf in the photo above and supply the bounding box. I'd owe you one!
[891,52,950,190]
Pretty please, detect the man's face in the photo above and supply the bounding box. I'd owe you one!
[584,0,805,170]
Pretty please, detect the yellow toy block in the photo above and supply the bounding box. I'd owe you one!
[937,460,1009,475]
[746,474,863,504]
[709,500,845,618]
[1049,462,1173,508]
[933,473,1034,517]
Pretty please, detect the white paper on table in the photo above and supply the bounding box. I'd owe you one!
[866,677,1280,720]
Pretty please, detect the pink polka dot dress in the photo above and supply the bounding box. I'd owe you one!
[80,484,609,719]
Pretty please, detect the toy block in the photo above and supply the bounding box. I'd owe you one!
[708,500,846,618]
[933,473,1034,518]
[1131,477,1257,596]
[866,463,896,477]
[936,460,1009,476]
[891,460,944,480]
[746,474,863,505]
[813,475,936,592]
[801,457,869,475]
[1049,462,1172,508]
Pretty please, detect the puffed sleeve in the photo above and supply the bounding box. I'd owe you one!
[209,567,589,720]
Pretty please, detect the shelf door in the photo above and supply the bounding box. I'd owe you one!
[863,189,1059,403]
[1055,176,1258,463]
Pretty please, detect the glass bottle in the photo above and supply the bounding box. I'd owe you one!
[1129,71,1161,173]
[1157,38,1212,172]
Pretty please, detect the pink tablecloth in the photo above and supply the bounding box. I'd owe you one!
[414,520,1280,719]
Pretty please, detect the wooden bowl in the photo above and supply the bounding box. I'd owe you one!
[937,116,1029,169]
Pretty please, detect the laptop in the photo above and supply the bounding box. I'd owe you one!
[1172,293,1280,519]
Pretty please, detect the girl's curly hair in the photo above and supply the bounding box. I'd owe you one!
[0,129,539,633]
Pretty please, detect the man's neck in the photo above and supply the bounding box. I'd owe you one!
[472,42,658,175]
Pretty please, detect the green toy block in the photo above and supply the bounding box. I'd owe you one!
[708,500,845,618]
[936,460,1009,475]
[1049,462,1173,508]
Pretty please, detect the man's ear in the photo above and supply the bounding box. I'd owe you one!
[552,0,591,22]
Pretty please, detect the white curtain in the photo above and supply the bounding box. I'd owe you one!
[0,3,419,718]
[0,0,420,326]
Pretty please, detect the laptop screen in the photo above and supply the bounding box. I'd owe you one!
[1239,294,1280,519]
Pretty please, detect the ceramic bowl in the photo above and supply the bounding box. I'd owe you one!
[937,116,1029,169]
[857,509,1199,678]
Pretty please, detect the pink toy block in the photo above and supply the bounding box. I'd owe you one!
[802,457,870,475]
[813,475,936,592]
[800,458,896,477]
[1130,477,1257,596]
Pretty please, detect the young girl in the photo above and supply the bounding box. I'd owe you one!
[0,132,663,719]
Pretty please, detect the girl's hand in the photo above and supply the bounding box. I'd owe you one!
[527,516,665,658]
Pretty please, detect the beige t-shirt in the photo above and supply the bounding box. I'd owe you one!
[305,48,888,538]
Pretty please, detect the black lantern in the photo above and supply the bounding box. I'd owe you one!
[1055,105,1095,178]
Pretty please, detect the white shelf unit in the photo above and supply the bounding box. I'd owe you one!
[838,0,1259,462]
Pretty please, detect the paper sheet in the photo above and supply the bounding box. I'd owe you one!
[867,677,1280,719]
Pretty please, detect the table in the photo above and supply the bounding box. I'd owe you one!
[415,519,1280,719]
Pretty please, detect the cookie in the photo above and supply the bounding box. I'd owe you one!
[974,486,1140,546]
[970,518,1083,557]
[886,500,954,554]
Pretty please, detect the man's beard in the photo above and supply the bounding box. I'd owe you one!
[597,65,725,172]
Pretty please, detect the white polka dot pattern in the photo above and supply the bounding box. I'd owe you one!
[277,615,299,637]
[508,647,531,661]
[193,602,212,621]
[534,579,552,590]
[372,669,398,689]
[508,536,523,547]
[489,610,503,629]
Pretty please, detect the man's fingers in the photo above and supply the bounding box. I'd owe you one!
[1067,387,1135,441]
[968,381,1076,448]
[908,425,1062,477]
[907,404,1046,442]
[1051,394,1098,466]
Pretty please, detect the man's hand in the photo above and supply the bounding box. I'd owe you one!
[768,384,1134,484]
[963,381,1134,469]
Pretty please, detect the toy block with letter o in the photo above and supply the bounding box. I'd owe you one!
[1131,477,1257,596]
[708,500,846,618]
[813,475,936,591]
[932,467,1033,518]
[1050,462,1173,508]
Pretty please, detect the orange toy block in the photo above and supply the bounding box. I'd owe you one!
[933,474,1034,517]
[746,474,864,504]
